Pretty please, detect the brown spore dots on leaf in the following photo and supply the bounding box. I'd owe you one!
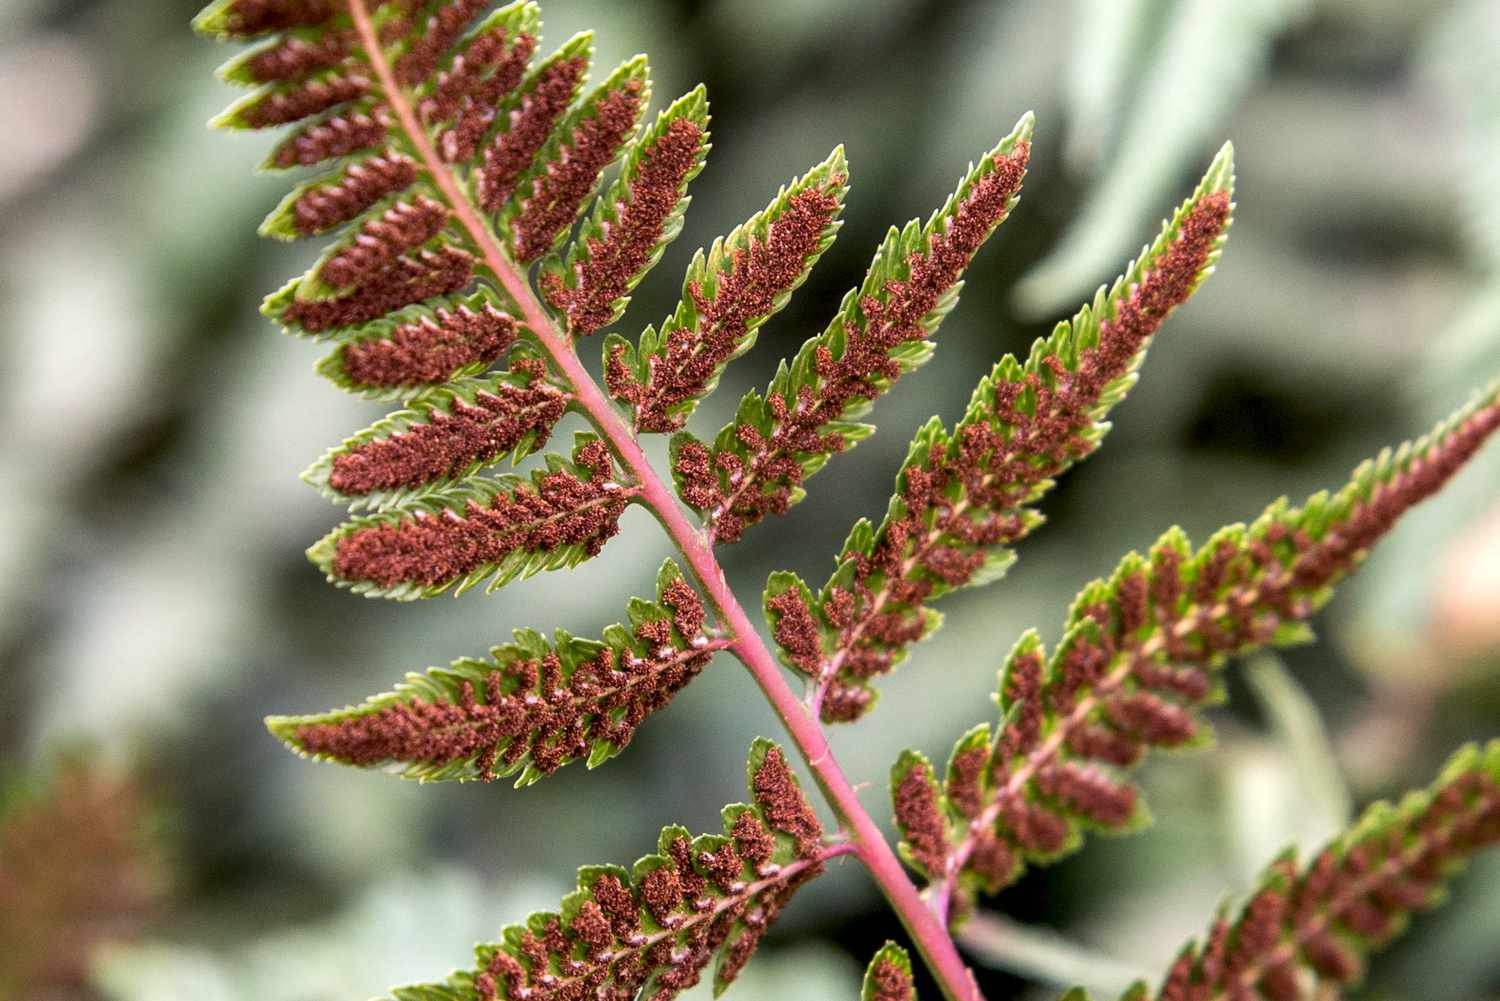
[612,175,846,430]
[271,108,389,169]
[283,246,474,332]
[868,954,916,1001]
[894,761,950,876]
[328,443,626,590]
[325,377,566,497]
[752,745,825,860]
[512,78,647,262]
[543,116,706,335]
[292,151,418,237]
[479,55,587,212]
[336,302,517,389]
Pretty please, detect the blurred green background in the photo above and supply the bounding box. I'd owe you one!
[2,0,1498,999]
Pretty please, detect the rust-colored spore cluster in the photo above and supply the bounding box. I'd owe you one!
[479,56,586,212]
[329,440,626,589]
[240,72,370,128]
[766,586,823,676]
[690,143,1031,544]
[270,107,390,168]
[543,117,707,335]
[422,30,537,164]
[245,29,351,82]
[893,760,950,876]
[284,245,474,332]
[751,745,826,861]
[336,301,516,389]
[609,180,845,431]
[867,955,917,1001]
[326,371,566,498]
[512,79,646,263]
[319,195,449,289]
[464,746,824,1001]
[216,0,337,36]
[292,151,417,236]
[294,580,713,779]
[805,190,1230,722]
[1155,757,1499,1001]
[392,0,488,86]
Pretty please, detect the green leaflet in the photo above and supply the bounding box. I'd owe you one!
[784,145,1234,722]
[267,559,716,786]
[313,288,527,401]
[605,145,849,432]
[382,739,827,1000]
[541,85,712,336]
[895,379,1500,913]
[673,111,1033,543]
[1057,741,1500,1001]
[301,366,569,512]
[307,433,630,601]
[862,942,918,1001]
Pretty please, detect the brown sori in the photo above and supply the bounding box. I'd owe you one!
[325,370,568,498]
[290,578,716,780]
[608,177,846,430]
[690,142,1032,544]
[333,300,517,390]
[327,440,627,590]
[478,54,586,212]
[543,115,707,335]
[283,245,474,333]
[511,77,647,262]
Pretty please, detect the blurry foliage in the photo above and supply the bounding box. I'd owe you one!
[0,0,1494,998]
[0,755,167,999]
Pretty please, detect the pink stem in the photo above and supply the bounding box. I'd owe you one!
[347,5,981,999]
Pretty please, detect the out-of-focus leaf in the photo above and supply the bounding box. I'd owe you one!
[1018,0,1309,316]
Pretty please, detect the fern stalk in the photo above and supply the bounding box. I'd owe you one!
[341,3,985,998]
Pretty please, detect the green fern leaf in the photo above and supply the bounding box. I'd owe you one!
[771,145,1233,722]
[302,363,568,511]
[307,433,632,600]
[672,112,1034,543]
[1060,741,1500,1000]
[606,146,849,433]
[862,942,919,1001]
[268,559,723,784]
[540,85,712,336]
[897,380,1500,918]
[384,740,829,999]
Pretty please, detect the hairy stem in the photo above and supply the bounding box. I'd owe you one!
[346,4,982,999]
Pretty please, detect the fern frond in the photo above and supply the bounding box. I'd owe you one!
[303,360,568,511]
[770,146,1234,722]
[863,942,919,1001]
[899,381,1500,918]
[671,113,1034,544]
[308,434,633,600]
[1063,741,1500,1001]
[541,86,712,336]
[269,559,723,784]
[607,147,849,433]
[387,740,829,999]
[196,0,683,601]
